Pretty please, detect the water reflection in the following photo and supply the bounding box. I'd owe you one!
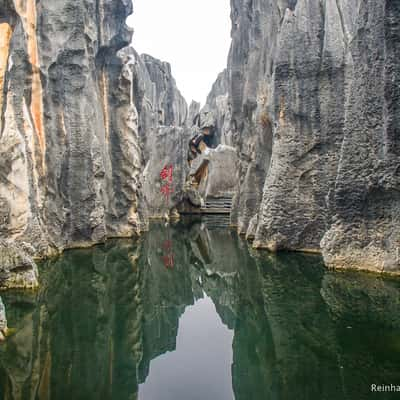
[139,296,234,400]
[0,218,399,400]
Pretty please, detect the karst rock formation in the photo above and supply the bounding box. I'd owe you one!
[0,0,146,258]
[0,0,399,282]
[205,0,400,274]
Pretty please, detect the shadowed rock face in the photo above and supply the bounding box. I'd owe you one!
[0,0,146,259]
[204,70,232,147]
[205,0,400,273]
[320,1,400,273]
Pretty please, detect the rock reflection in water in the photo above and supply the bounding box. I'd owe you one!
[0,218,399,400]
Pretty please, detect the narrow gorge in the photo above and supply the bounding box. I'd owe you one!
[0,0,399,397]
[1,0,398,277]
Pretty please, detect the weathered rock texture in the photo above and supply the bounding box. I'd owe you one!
[122,49,190,217]
[189,145,238,201]
[183,80,239,214]
[320,1,400,273]
[204,69,233,147]
[129,50,239,218]
[206,0,400,273]
[0,0,146,261]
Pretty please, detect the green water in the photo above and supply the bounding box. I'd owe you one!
[0,218,400,400]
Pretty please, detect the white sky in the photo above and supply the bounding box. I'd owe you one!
[127,0,231,106]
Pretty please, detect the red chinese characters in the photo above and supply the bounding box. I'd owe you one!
[160,165,173,183]
[160,184,174,200]
[160,165,174,201]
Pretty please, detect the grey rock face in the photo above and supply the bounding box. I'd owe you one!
[204,70,233,147]
[189,145,238,200]
[0,0,146,260]
[188,101,201,127]
[139,55,190,217]
[185,73,240,213]
[206,0,275,235]
[206,0,400,273]
[253,0,344,252]
[143,125,190,217]
[320,0,400,273]
[123,49,190,217]
[141,54,187,128]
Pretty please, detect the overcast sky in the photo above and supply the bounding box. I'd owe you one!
[127,0,231,106]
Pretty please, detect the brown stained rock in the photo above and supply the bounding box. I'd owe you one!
[0,22,13,134]
[0,0,147,257]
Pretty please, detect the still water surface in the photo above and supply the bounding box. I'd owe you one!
[0,218,400,400]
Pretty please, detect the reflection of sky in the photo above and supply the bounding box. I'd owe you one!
[139,295,234,400]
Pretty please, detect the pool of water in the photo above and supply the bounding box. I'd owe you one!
[0,218,400,399]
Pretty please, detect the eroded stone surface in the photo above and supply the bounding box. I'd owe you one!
[205,0,400,273]
[0,0,146,260]
[1,0,399,276]
[124,49,190,217]
[189,145,238,201]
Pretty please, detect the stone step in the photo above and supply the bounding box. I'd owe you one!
[204,197,233,210]
[199,208,231,214]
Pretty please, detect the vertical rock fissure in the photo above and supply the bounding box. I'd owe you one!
[14,0,46,172]
[0,22,13,137]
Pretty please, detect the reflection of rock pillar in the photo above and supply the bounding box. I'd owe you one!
[15,0,46,171]
[0,297,7,341]
[0,22,13,135]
